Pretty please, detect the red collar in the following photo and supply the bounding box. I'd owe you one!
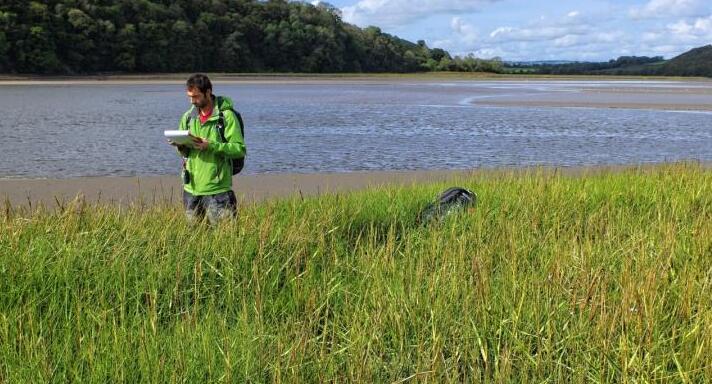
[199,105,213,124]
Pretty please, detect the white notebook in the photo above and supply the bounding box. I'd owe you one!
[164,130,194,145]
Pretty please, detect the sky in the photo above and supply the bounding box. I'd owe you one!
[321,0,712,61]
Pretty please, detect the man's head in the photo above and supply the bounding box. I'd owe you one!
[186,74,213,109]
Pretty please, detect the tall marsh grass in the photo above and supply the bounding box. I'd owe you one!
[1,164,710,382]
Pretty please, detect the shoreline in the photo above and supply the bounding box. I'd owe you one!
[474,100,712,112]
[2,164,708,209]
[0,170,469,209]
[1,72,710,85]
[3,74,709,112]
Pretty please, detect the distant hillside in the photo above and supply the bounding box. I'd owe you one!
[0,0,501,75]
[505,60,577,66]
[660,45,712,77]
[504,45,712,77]
[506,56,665,75]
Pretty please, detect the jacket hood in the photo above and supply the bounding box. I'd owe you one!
[215,95,234,111]
[187,95,234,118]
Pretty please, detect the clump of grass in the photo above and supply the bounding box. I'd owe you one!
[1,163,710,382]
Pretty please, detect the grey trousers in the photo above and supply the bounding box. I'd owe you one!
[183,190,237,225]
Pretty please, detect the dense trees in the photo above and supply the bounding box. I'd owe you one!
[505,48,711,77]
[0,0,502,74]
[530,56,665,75]
[660,45,712,77]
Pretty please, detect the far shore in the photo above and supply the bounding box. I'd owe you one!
[475,100,712,112]
[3,73,710,112]
[1,72,711,85]
[2,164,708,210]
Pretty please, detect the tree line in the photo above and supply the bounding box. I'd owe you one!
[0,0,503,74]
[505,49,711,77]
[507,56,665,75]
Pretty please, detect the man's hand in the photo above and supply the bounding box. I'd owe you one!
[168,140,191,157]
[192,136,210,151]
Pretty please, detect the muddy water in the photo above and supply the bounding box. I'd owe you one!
[1,80,710,178]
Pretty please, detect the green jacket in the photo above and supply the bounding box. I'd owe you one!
[178,96,246,196]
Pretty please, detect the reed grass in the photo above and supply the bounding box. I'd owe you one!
[1,163,710,383]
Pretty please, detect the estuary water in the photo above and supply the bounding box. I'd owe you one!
[0,79,711,179]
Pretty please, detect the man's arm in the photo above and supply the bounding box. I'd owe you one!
[207,110,246,159]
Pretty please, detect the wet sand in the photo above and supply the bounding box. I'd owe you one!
[0,73,503,86]
[0,170,470,209]
[473,82,712,111]
[1,73,709,85]
[3,75,710,112]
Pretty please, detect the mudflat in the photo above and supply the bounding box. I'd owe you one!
[470,81,712,111]
[0,170,469,209]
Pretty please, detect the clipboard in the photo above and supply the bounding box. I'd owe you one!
[164,130,194,146]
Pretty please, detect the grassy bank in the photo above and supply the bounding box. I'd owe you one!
[1,164,710,382]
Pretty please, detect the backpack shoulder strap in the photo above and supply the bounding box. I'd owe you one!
[216,103,244,143]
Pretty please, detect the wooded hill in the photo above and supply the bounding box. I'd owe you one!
[0,0,503,74]
[659,45,712,77]
[506,45,712,77]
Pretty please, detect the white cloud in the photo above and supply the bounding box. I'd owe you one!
[340,0,710,62]
[554,35,579,47]
[342,0,501,28]
[486,9,591,43]
[450,16,479,44]
[562,31,622,48]
[624,14,711,58]
[668,14,712,36]
[434,10,639,61]
[472,47,507,59]
[629,0,709,19]
[489,25,590,42]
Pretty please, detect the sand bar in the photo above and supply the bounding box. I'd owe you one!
[1,73,710,86]
[0,170,469,209]
[3,75,711,112]
[473,82,712,111]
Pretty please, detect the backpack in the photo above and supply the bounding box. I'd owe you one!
[417,187,477,224]
[185,97,245,175]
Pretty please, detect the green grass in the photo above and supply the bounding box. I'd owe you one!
[1,164,710,382]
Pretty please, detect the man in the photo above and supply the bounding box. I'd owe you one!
[170,74,246,225]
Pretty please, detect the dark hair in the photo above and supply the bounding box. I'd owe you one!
[186,73,212,95]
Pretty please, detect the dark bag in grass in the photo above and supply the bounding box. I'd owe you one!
[418,187,477,224]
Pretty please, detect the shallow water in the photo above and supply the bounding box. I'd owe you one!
[1,80,711,178]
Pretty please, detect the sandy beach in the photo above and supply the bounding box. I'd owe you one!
[471,81,712,111]
[0,170,470,209]
[2,75,710,112]
[0,73,502,86]
[1,73,709,85]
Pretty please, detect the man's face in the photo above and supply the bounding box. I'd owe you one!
[187,87,211,109]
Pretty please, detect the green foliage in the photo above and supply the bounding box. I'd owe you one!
[504,47,712,77]
[516,55,666,76]
[1,164,711,381]
[0,0,501,74]
[660,45,712,77]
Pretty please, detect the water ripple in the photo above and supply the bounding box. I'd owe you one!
[0,81,710,178]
